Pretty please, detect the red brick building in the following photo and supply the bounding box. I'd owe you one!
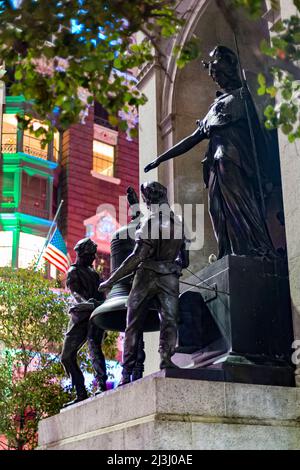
[55,104,139,276]
[59,105,139,273]
[0,96,139,277]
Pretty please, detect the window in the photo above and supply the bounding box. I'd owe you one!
[23,119,48,160]
[21,173,49,219]
[53,130,60,162]
[1,114,60,161]
[93,140,115,177]
[0,231,13,267]
[1,114,17,153]
[18,232,45,269]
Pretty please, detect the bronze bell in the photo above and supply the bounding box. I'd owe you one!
[90,189,160,332]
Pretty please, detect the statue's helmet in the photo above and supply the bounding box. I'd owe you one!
[74,237,97,256]
[204,45,241,89]
[141,181,168,205]
[209,45,238,68]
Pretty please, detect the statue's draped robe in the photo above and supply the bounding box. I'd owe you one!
[200,88,275,259]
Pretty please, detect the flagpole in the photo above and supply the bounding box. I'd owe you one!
[35,199,64,269]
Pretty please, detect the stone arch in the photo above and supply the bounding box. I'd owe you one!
[160,0,210,122]
[158,0,281,271]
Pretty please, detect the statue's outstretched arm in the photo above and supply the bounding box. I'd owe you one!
[144,125,206,173]
[98,241,152,291]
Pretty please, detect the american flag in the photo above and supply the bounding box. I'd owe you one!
[43,228,70,273]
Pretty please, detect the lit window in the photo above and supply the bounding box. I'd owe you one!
[0,231,13,267]
[53,130,60,162]
[93,140,115,177]
[1,114,17,153]
[18,232,45,269]
[23,119,48,160]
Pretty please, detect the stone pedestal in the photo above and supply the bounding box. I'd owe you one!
[38,373,300,450]
[176,255,295,386]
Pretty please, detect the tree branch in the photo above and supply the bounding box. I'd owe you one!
[215,0,300,80]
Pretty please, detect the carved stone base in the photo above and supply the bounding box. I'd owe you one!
[38,373,300,450]
[176,255,295,386]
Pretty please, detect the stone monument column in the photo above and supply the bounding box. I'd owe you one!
[266,0,300,386]
[136,65,161,375]
[277,133,300,386]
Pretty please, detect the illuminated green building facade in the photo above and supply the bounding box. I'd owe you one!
[0,95,60,269]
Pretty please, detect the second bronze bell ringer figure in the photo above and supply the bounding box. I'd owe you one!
[61,238,107,407]
[99,182,189,385]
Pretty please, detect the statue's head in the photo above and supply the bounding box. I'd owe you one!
[74,237,97,266]
[141,181,168,208]
[203,45,242,91]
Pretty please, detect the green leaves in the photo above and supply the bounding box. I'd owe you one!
[282,123,294,135]
[175,36,201,69]
[260,39,277,58]
[266,86,278,98]
[294,0,300,11]
[262,74,300,141]
[2,0,300,144]
[232,0,280,17]
[256,10,300,142]
[231,0,264,17]
[14,69,23,81]
[257,73,266,95]
[0,0,183,141]
[0,265,122,449]
[102,331,119,360]
[0,266,71,449]
[257,74,277,98]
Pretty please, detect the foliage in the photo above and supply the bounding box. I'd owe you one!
[0,266,121,449]
[259,16,300,142]
[102,330,119,360]
[0,266,71,450]
[0,356,71,450]
[232,0,280,17]
[1,1,300,142]
[0,0,186,143]
[174,35,202,69]
[232,0,300,142]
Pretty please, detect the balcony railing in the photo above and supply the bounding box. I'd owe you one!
[19,202,50,220]
[1,133,17,153]
[23,135,48,160]
[0,206,16,213]
[1,133,50,161]
[1,142,17,153]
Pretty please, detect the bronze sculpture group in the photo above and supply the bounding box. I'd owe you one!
[61,46,278,407]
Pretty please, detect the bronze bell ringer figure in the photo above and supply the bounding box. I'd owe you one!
[90,187,160,383]
[61,238,107,407]
[99,182,189,386]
